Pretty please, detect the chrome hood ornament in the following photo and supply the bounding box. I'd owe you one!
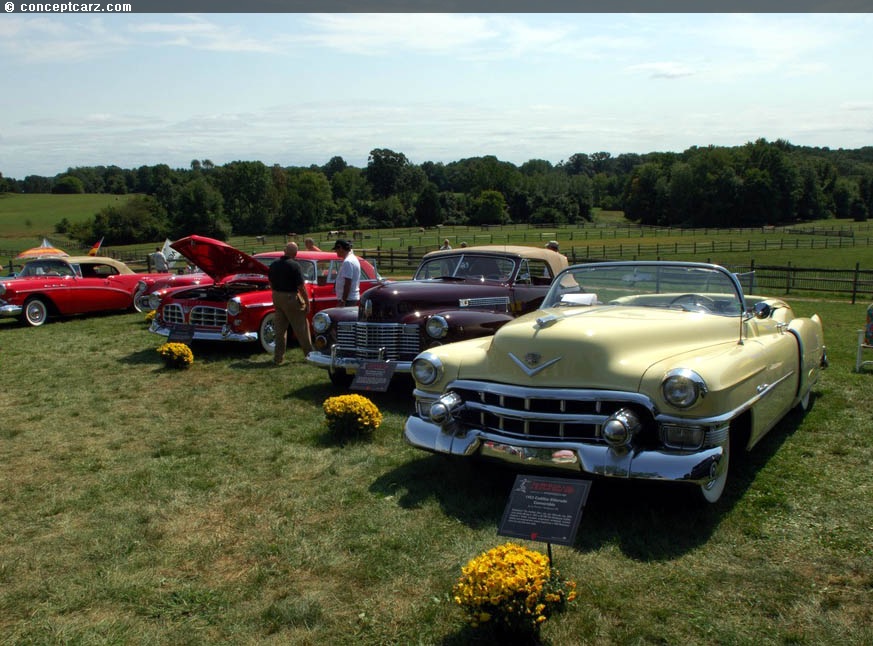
[508,352,562,377]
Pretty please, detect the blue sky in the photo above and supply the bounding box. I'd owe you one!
[1,13,871,178]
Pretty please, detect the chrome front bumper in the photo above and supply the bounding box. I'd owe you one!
[306,347,413,373]
[0,303,23,317]
[403,415,724,485]
[149,321,257,343]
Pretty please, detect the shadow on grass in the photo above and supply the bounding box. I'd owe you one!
[367,401,809,562]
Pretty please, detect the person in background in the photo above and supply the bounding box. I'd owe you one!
[267,241,312,365]
[332,239,361,307]
[440,238,452,250]
[153,247,169,272]
[459,241,468,248]
[304,237,321,252]
[545,240,560,252]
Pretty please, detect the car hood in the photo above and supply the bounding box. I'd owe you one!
[361,279,513,321]
[454,305,747,390]
[170,235,269,281]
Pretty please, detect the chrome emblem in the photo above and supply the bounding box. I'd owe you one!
[508,352,562,377]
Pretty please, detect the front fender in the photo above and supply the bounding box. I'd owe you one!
[413,309,516,341]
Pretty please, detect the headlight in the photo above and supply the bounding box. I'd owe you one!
[147,293,162,310]
[602,408,641,446]
[312,311,331,334]
[662,369,707,408]
[0,283,6,296]
[425,315,449,339]
[411,352,443,385]
[227,297,241,316]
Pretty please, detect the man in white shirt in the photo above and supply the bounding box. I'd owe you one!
[332,239,361,307]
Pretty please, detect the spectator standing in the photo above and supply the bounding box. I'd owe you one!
[332,239,361,307]
[153,247,169,272]
[304,237,322,252]
[268,242,312,365]
[440,238,452,250]
[545,240,560,252]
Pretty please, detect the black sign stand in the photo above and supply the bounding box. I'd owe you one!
[498,474,591,563]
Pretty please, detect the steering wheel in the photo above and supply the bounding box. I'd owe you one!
[669,293,717,312]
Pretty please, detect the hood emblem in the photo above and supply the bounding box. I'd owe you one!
[508,352,562,377]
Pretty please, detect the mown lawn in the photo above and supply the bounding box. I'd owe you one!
[0,295,871,645]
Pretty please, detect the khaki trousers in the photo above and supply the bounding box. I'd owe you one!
[271,290,313,363]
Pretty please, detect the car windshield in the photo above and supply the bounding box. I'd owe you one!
[542,262,745,317]
[414,254,517,281]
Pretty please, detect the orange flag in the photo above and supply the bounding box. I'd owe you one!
[88,237,104,256]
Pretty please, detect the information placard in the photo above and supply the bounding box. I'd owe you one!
[498,475,591,546]
[167,324,195,344]
[350,361,397,392]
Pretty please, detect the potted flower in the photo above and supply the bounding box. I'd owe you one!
[156,342,194,369]
[322,394,382,442]
[453,542,577,642]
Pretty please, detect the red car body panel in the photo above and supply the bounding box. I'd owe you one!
[0,256,177,326]
[149,236,384,352]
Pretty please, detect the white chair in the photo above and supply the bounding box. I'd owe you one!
[856,303,873,372]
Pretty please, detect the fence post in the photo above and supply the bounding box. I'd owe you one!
[785,261,791,295]
[852,262,860,305]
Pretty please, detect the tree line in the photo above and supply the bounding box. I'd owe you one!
[1,139,872,246]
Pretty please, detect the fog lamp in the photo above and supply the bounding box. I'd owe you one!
[660,425,705,450]
[602,408,641,447]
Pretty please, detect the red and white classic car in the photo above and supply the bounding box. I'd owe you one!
[149,235,384,353]
[0,256,174,326]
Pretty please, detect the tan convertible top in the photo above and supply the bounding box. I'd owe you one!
[422,245,568,275]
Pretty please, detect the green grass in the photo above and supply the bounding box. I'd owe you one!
[0,299,871,644]
[0,193,134,240]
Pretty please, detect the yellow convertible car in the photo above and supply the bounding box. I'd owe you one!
[404,261,827,504]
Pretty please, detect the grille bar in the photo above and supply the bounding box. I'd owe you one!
[336,322,420,360]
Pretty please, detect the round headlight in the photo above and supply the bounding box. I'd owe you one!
[0,283,6,296]
[227,297,241,316]
[411,352,443,385]
[312,311,331,334]
[425,315,449,339]
[147,293,162,310]
[662,369,707,408]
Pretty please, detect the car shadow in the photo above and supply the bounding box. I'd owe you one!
[368,401,810,561]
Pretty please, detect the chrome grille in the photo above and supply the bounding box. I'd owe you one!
[162,303,185,325]
[335,322,420,360]
[190,306,226,327]
[161,304,226,327]
[447,380,656,442]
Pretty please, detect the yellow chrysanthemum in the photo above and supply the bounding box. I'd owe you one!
[452,542,577,635]
[156,342,194,369]
[323,394,383,440]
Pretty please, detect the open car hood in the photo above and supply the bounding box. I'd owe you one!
[170,235,269,281]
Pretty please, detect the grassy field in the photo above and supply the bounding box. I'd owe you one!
[0,295,871,644]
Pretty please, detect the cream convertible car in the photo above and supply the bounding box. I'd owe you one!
[404,261,827,504]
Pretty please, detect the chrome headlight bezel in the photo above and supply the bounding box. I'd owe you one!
[425,315,449,339]
[147,293,162,310]
[411,352,443,386]
[312,311,331,334]
[661,369,708,409]
[0,282,6,296]
[226,297,242,316]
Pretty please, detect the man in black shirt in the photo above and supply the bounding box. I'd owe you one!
[268,242,312,365]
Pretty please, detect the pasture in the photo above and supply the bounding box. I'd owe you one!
[0,290,871,643]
